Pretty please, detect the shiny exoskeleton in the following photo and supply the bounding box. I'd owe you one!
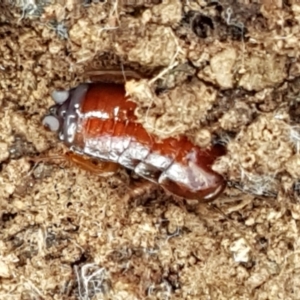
[43,83,226,201]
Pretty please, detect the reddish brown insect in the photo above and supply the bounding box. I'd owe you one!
[43,82,226,201]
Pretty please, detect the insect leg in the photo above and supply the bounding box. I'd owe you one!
[65,152,120,176]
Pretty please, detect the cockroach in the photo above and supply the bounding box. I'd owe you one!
[42,78,226,202]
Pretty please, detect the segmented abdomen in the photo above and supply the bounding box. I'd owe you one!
[75,83,225,201]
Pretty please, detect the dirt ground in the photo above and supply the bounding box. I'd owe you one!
[1,0,300,299]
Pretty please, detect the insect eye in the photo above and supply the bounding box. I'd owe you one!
[51,90,70,104]
[42,115,60,132]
